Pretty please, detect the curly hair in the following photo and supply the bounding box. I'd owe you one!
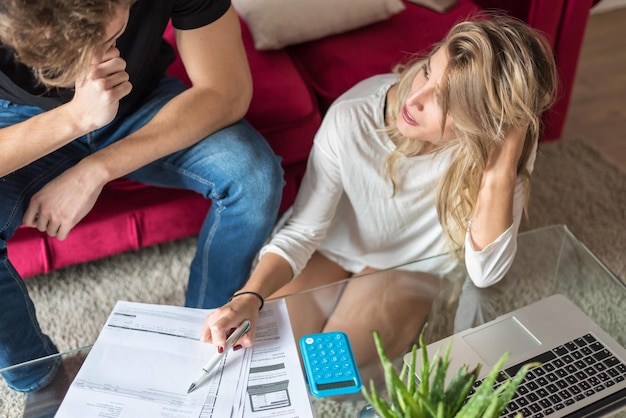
[0,0,134,87]
[385,14,558,251]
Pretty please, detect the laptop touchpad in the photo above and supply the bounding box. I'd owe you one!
[462,316,541,366]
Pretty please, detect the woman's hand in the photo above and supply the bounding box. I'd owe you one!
[202,253,294,350]
[485,123,529,174]
[200,293,262,351]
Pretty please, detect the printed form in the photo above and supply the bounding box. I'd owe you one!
[56,299,313,418]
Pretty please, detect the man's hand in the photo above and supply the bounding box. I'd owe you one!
[20,46,132,240]
[0,46,132,177]
[68,45,132,132]
[22,163,107,240]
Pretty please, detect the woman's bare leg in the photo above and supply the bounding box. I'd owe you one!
[322,269,441,385]
[269,252,350,345]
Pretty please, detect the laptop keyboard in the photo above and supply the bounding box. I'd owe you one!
[467,333,626,417]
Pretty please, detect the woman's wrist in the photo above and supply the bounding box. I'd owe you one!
[481,166,517,191]
[229,291,265,311]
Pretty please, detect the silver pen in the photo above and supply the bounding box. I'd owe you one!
[187,319,251,394]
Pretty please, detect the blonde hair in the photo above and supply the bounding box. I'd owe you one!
[385,15,557,251]
[0,0,135,88]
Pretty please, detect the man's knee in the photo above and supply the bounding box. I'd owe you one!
[221,122,284,205]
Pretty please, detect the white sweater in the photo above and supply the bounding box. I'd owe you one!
[262,74,534,288]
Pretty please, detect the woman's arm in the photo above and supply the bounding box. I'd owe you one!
[199,252,293,351]
[469,124,528,249]
[201,107,349,349]
[465,124,531,287]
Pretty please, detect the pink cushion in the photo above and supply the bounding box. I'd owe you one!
[8,228,49,278]
[10,185,207,277]
[163,19,320,211]
[240,21,321,165]
[287,0,482,111]
[164,20,321,167]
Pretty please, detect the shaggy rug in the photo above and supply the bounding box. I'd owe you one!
[1,137,625,417]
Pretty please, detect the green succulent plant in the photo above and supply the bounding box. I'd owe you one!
[362,329,537,418]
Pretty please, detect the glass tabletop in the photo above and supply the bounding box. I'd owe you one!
[276,224,626,416]
[3,224,625,417]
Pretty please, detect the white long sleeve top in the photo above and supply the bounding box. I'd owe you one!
[262,74,535,288]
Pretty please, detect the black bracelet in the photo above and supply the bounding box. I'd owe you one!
[229,291,264,311]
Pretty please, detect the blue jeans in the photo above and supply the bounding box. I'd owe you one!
[0,77,283,392]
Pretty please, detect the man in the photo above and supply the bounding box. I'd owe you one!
[0,0,283,398]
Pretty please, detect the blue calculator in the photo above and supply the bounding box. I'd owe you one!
[299,331,362,397]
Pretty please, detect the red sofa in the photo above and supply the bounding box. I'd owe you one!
[9,0,597,278]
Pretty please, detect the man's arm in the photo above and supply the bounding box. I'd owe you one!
[82,5,252,182]
[0,46,131,177]
[22,6,252,240]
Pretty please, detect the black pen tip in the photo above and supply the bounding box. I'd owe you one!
[187,383,196,394]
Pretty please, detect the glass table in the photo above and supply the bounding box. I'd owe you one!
[2,224,625,417]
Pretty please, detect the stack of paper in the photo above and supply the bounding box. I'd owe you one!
[56,299,314,418]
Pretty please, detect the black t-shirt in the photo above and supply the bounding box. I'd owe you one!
[0,0,230,118]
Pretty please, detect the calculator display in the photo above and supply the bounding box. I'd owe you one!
[299,331,362,397]
[316,380,357,390]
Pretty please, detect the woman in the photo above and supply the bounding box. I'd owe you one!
[202,15,557,369]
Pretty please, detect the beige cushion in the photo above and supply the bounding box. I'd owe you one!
[405,0,458,13]
[233,0,406,50]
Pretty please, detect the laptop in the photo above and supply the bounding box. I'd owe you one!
[403,294,626,417]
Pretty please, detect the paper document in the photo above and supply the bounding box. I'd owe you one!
[242,305,311,417]
[56,299,313,418]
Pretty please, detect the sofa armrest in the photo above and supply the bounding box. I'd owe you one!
[473,0,596,141]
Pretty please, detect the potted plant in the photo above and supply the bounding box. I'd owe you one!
[362,329,536,418]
